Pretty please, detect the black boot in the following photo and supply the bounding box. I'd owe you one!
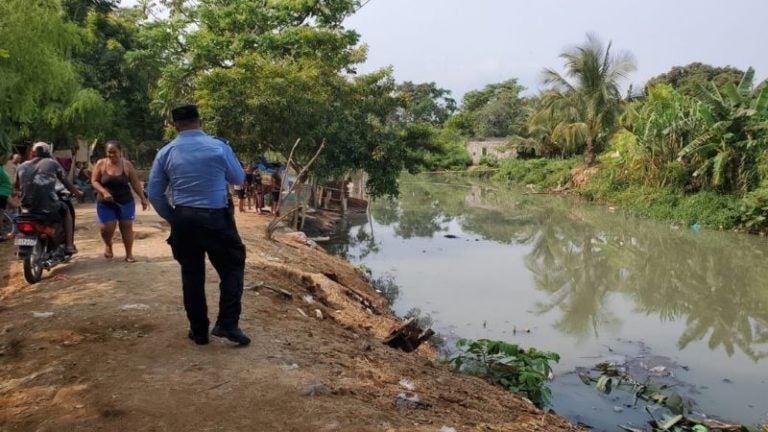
[188,329,210,345]
[211,325,250,346]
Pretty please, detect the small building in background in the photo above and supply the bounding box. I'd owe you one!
[466,138,516,165]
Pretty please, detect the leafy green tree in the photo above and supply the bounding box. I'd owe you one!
[455,79,527,138]
[678,67,768,194]
[395,81,456,126]
[151,0,420,196]
[0,0,81,154]
[42,0,165,151]
[645,62,744,98]
[540,33,636,165]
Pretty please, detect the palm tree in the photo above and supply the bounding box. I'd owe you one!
[540,33,636,165]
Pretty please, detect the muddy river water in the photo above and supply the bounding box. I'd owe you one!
[325,174,768,431]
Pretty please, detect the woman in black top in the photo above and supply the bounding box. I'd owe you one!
[91,141,148,262]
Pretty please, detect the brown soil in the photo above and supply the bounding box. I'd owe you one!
[0,205,583,432]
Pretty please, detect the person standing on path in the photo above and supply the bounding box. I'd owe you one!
[91,141,149,262]
[0,165,11,240]
[147,104,250,346]
[4,154,21,187]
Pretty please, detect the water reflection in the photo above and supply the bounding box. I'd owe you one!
[365,175,768,362]
[324,213,380,261]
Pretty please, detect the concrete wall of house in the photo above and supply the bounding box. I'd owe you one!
[466,139,516,165]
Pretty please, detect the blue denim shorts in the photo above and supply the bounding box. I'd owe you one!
[97,200,136,223]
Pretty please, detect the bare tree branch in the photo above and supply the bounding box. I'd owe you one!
[266,138,326,240]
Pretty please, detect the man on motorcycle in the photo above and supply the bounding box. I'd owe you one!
[13,142,81,254]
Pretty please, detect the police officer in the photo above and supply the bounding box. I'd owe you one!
[147,104,250,346]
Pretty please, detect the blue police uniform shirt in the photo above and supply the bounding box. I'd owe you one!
[147,130,245,222]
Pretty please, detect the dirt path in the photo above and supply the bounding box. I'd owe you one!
[0,205,582,432]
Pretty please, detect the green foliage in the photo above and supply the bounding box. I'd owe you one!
[645,62,745,98]
[0,0,81,153]
[449,338,560,407]
[581,178,740,228]
[735,188,768,233]
[478,154,499,168]
[423,127,472,170]
[495,157,580,188]
[539,33,636,164]
[395,81,457,126]
[618,85,702,188]
[678,67,768,194]
[454,79,527,138]
[151,0,441,197]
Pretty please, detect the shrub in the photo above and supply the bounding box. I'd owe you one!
[449,339,560,408]
[736,188,768,233]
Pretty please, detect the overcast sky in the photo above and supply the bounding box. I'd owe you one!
[121,0,768,100]
[344,0,768,99]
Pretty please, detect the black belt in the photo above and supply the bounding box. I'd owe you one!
[174,205,228,214]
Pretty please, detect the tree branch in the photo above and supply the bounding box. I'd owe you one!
[266,138,326,240]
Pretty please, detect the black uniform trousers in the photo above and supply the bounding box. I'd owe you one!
[167,206,246,335]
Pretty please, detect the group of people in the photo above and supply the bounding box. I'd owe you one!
[6,104,257,347]
[234,163,282,216]
[3,142,147,259]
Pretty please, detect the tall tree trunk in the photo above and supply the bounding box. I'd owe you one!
[585,137,596,166]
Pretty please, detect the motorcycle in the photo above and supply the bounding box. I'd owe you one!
[14,192,73,284]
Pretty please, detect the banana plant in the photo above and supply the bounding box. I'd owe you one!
[678,67,768,194]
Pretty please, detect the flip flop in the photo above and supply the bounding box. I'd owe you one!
[124,257,137,263]
[104,251,114,259]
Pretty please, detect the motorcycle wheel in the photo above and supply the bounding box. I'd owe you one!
[23,240,45,284]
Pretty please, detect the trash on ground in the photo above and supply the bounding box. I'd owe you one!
[398,378,416,391]
[32,311,54,318]
[120,304,150,311]
[281,363,299,370]
[250,282,293,300]
[394,392,432,410]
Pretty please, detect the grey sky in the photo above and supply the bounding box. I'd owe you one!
[344,0,768,99]
[120,0,768,100]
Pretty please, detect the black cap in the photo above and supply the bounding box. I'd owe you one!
[171,104,200,122]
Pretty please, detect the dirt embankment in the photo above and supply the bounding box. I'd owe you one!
[0,205,582,432]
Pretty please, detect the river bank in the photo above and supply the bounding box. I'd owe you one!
[487,158,762,234]
[0,205,581,432]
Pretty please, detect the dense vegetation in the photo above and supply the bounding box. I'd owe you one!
[2,2,767,228]
[485,35,768,233]
[0,0,469,196]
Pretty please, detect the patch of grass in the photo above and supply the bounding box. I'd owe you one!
[584,182,740,228]
[495,157,580,188]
